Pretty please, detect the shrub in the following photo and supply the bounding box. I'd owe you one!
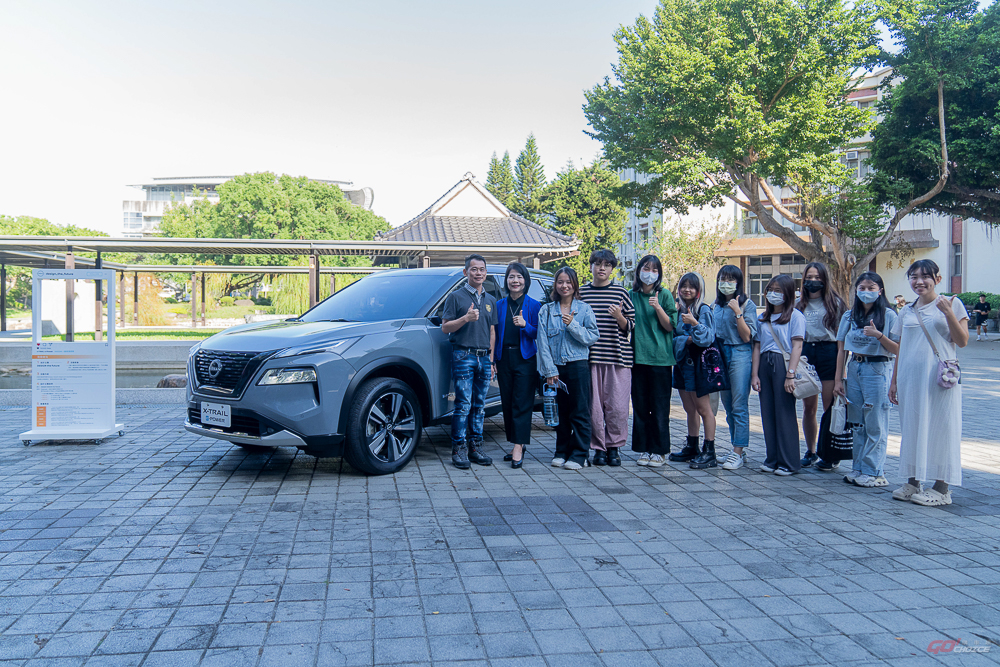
[253,297,272,306]
[951,292,1000,314]
[164,297,178,304]
[219,296,235,307]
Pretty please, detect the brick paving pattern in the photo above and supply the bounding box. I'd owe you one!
[0,343,998,665]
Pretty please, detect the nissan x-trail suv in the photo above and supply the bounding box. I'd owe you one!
[185,265,551,474]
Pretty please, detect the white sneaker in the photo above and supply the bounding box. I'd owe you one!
[562,461,584,470]
[843,470,861,484]
[636,453,650,466]
[892,483,921,501]
[910,488,952,506]
[721,451,746,470]
[977,335,982,341]
[551,457,565,468]
[854,474,889,488]
[647,454,665,467]
[759,463,776,473]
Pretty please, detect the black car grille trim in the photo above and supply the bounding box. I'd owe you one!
[193,350,272,398]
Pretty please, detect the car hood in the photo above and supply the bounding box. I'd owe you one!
[197,319,404,353]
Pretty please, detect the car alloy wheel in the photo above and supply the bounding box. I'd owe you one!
[366,390,416,463]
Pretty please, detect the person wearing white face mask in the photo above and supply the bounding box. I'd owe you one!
[629,255,678,467]
[833,272,900,488]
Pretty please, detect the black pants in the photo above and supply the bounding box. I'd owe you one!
[555,360,591,465]
[759,351,800,471]
[631,364,673,455]
[497,345,536,445]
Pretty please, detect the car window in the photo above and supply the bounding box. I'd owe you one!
[432,278,468,318]
[484,276,502,301]
[496,273,549,303]
[536,278,553,304]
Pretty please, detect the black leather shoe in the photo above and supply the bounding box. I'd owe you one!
[468,441,493,466]
[608,448,621,466]
[503,452,513,461]
[509,445,525,468]
[689,439,718,469]
[593,451,608,466]
[668,436,700,462]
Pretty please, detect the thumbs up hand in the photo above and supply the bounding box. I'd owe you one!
[863,319,879,338]
[465,303,480,322]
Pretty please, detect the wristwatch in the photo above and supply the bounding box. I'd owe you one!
[735,313,744,319]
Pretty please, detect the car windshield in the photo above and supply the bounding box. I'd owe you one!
[298,273,449,323]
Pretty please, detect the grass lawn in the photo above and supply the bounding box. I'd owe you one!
[42,329,224,341]
[166,304,276,319]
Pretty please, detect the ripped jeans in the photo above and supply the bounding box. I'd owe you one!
[846,359,891,477]
[451,347,492,447]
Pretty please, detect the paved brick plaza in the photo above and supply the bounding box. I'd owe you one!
[1,343,999,666]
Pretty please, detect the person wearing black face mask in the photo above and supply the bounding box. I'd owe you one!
[795,263,846,471]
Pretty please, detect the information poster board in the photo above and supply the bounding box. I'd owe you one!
[20,269,124,444]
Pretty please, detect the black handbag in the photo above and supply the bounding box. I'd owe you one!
[693,338,731,397]
[818,407,853,462]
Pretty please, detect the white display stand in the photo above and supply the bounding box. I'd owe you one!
[20,269,124,446]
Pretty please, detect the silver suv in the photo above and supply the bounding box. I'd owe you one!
[184,265,551,474]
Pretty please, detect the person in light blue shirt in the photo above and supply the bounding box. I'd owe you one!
[834,272,900,488]
[711,265,757,470]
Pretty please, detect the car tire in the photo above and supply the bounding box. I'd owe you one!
[345,377,423,475]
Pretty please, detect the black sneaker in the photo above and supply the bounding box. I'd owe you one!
[815,459,839,472]
[593,451,608,466]
[800,451,818,468]
[607,448,622,467]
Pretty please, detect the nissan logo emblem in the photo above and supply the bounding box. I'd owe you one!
[208,359,223,379]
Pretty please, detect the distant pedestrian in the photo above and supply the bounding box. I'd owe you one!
[495,263,541,469]
[537,267,600,471]
[889,260,969,506]
[973,294,991,341]
[712,265,757,471]
[669,272,720,468]
[796,262,846,472]
[834,272,899,488]
[895,295,907,310]
[579,249,635,467]
[629,255,677,468]
[752,274,806,476]
[441,254,497,470]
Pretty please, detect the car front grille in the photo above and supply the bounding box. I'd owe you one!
[194,350,258,394]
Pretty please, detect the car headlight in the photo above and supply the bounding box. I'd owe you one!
[273,337,358,358]
[257,368,318,385]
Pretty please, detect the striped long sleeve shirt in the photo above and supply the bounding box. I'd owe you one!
[579,283,635,367]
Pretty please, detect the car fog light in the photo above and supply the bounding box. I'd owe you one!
[258,368,317,385]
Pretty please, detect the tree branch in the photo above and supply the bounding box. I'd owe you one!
[740,175,820,259]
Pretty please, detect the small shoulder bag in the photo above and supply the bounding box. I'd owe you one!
[913,305,961,389]
[767,321,821,399]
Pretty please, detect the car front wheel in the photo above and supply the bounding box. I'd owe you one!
[345,377,423,475]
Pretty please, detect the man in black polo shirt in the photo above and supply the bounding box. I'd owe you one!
[442,254,498,469]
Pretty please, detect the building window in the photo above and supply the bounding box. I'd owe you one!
[749,255,772,267]
[953,243,962,277]
[750,274,772,305]
[780,254,805,266]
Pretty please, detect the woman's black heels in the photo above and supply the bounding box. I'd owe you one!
[510,445,526,469]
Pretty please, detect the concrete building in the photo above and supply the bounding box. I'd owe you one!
[122,176,375,238]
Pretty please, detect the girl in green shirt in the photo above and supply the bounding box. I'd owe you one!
[629,255,678,466]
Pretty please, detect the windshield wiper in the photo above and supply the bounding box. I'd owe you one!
[313,318,357,323]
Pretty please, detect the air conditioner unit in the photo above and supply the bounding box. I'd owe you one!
[845,151,859,161]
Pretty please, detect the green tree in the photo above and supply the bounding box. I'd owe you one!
[644,215,736,291]
[159,173,390,292]
[869,0,997,224]
[538,160,627,282]
[513,133,548,223]
[485,152,517,209]
[583,0,952,297]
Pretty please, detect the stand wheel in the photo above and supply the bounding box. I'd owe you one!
[118,430,125,436]
[22,440,30,447]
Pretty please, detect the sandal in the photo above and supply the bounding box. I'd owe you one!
[910,488,952,506]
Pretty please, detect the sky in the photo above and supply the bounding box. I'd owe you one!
[0,0,660,235]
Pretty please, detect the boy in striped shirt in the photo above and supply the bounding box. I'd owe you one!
[579,249,635,466]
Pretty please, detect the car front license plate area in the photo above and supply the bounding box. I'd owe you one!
[201,402,231,428]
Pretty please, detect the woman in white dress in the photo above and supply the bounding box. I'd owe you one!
[888,260,969,506]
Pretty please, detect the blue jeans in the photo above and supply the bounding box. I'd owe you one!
[846,360,891,476]
[451,347,491,447]
[719,342,753,447]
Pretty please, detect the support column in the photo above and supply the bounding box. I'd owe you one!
[65,249,75,342]
[95,252,103,342]
[330,273,336,296]
[1,264,6,332]
[191,273,197,327]
[133,273,139,326]
[308,253,319,309]
[201,273,206,326]
[119,273,125,329]
[422,254,430,269]
[532,256,541,270]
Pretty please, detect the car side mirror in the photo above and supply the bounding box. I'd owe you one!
[428,316,442,326]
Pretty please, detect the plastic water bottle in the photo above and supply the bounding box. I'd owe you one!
[543,384,559,427]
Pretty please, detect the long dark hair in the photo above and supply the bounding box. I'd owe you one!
[676,272,706,315]
[504,262,531,295]
[795,261,845,331]
[550,266,580,302]
[632,255,663,293]
[759,274,797,325]
[715,264,747,307]
[851,272,891,331]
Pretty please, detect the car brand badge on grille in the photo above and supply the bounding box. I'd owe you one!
[208,359,223,379]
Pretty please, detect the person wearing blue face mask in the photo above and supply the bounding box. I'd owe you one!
[833,272,900,488]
